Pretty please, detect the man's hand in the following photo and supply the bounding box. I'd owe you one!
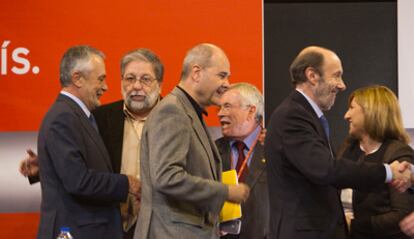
[19,149,39,177]
[127,175,141,200]
[227,183,250,204]
[390,161,412,192]
[400,212,414,236]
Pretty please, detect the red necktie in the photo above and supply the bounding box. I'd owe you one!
[234,141,248,182]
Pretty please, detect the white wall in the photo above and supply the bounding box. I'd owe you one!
[398,0,414,128]
[0,132,40,212]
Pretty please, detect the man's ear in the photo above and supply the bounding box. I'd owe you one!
[190,64,202,83]
[157,82,162,94]
[304,67,320,86]
[72,72,83,88]
[248,105,257,120]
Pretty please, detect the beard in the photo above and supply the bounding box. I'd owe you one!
[314,76,336,111]
[122,85,160,114]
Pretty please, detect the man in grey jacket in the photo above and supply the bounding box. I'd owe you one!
[135,43,250,239]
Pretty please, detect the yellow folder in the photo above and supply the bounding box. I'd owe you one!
[220,170,242,222]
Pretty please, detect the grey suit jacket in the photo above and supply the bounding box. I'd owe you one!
[216,137,269,239]
[135,87,228,239]
[37,94,129,239]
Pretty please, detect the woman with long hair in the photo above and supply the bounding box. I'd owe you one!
[338,85,414,239]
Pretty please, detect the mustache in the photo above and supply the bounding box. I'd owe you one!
[129,91,146,97]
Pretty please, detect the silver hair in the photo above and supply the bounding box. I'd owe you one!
[120,48,164,83]
[229,82,264,123]
[59,45,105,87]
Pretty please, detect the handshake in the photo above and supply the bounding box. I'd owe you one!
[390,160,413,193]
[127,175,141,201]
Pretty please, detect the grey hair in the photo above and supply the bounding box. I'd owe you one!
[289,46,332,86]
[120,48,164,83]
[180,43,219,81]
[59,45,105,87]
[229,82,264,123]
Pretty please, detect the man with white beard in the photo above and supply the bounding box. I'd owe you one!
[88,48,163,239]
[20,48,164,239]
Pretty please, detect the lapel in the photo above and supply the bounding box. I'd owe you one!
[59,94,113,171]
[216,137,266,189]
[244,143,266,189]
[291,91,330,145]
[102,101,125,173]
[172,87,220,180]
[216,137,232,171]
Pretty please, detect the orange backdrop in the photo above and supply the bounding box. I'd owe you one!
[0,0,263,237]
[0,0,263,131]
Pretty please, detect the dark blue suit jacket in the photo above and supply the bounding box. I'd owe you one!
[37,94,129,239]
[216,137,269,239]
[264,91,386,239]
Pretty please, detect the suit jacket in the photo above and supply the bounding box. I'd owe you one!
[37,94,129,239]
[135,87,228,239]
[216,137,269,239]
[339,139,414,239]
[93,100,125,174]
[93,100,139,239]
[264,91,386,239]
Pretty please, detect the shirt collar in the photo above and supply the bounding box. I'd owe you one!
[296,88,324,118]
[176,86,208,120]
[60,90,91,117]
[123,104,148,122]
[230,125,261,151]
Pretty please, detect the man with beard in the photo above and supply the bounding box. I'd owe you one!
[92,48,163,239]
[216,83,269,239]
[264,46,411,239]
[134,43,250,239]
[20,48,163,239]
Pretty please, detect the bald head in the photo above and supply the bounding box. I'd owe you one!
[180,43,228,81]
[290,46,339,86]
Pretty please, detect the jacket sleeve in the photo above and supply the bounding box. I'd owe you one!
[352,144,414,237]
[45,111,129,203]
[280,108,385,189]
[147,103,228,214]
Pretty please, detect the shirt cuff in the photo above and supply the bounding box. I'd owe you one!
[384,164,392,183]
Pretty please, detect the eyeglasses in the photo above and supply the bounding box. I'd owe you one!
[219,103,250,112]
[123,74,156,87]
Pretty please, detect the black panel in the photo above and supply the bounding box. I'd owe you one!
[264,2,397,149]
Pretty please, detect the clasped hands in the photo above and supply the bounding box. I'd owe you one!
[390,161,412,193]
[127,175,141,200]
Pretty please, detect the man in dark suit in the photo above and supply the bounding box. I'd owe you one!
[216,83,269,239]
[134,43,250,239]
[264,46,411,239]
[20,48,164,239]
[36,45,139,239]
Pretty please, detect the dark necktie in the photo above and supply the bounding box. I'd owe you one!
[234,141,248,182]
[89,114,99,132]
[319,115,334,158]
[319,115,330,139]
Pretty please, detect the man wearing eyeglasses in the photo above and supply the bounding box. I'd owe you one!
[216,83,269,239]
[20,48,164,239]
[92,48,163,239]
